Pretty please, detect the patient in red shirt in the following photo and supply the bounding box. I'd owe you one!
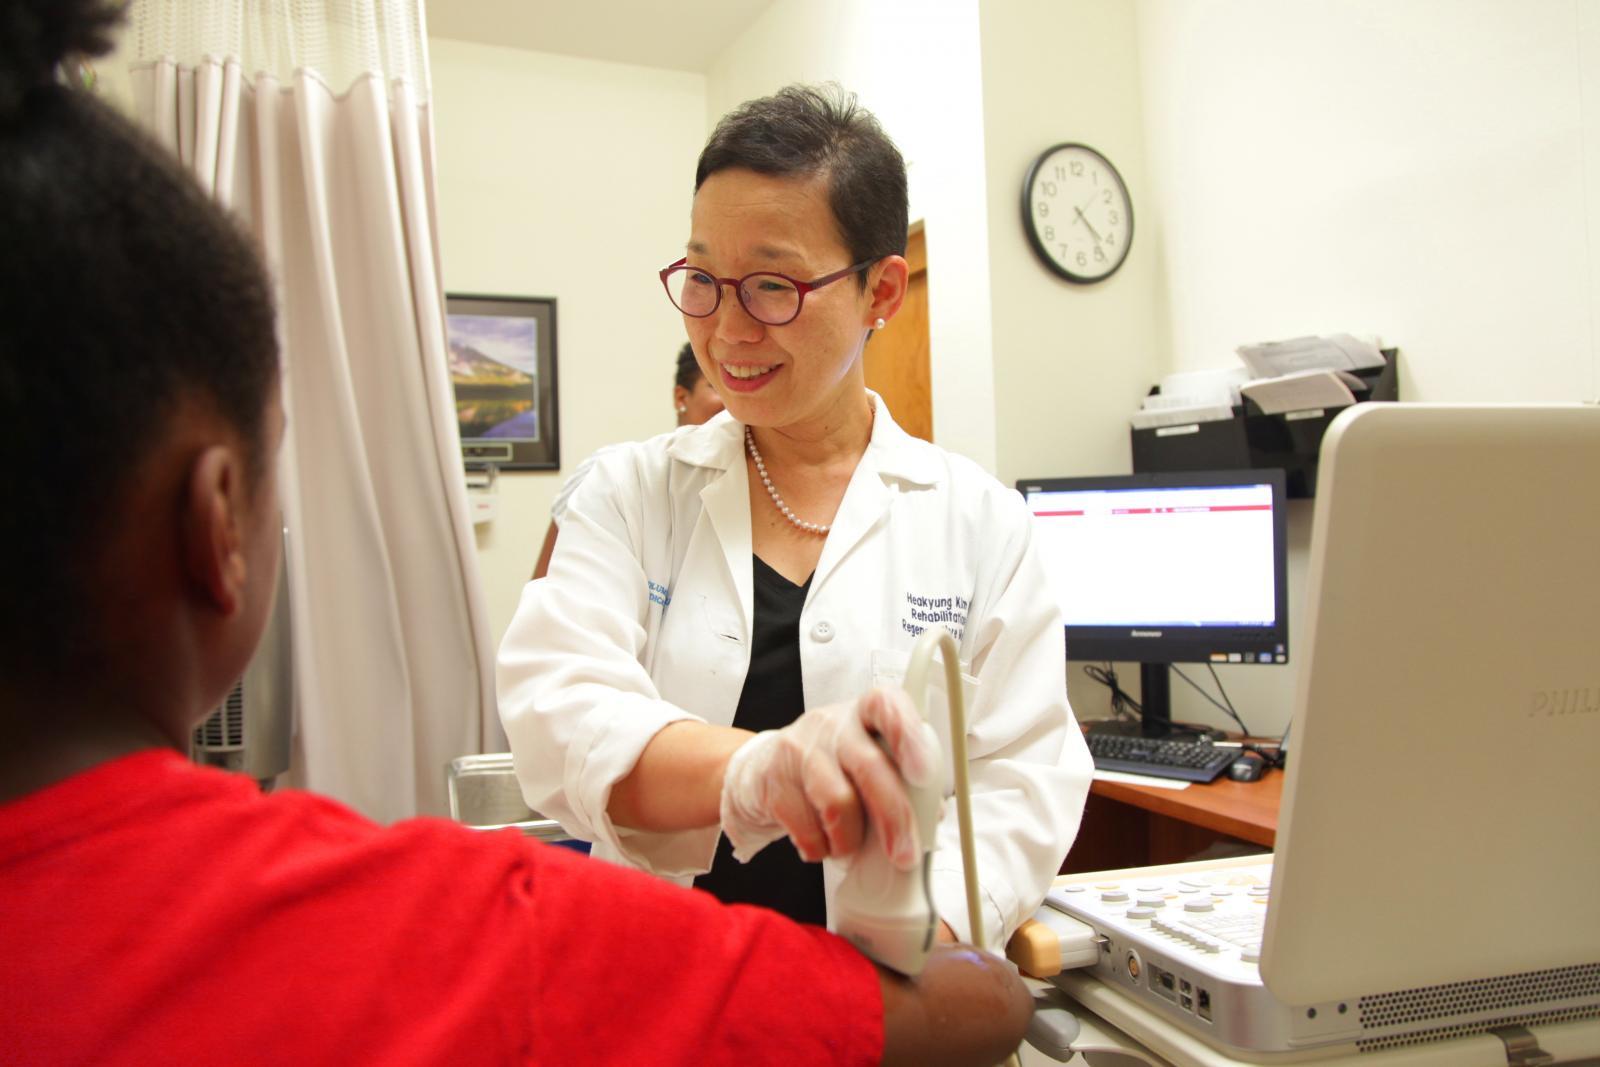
[0,2,1029,1065]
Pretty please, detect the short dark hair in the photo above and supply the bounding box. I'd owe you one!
[695,84,908,288]
[0,0,280,684]
[674,342,702,391]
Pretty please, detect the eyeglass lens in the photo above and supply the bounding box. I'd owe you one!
[665,267,802,326]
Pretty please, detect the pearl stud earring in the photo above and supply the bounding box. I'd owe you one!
[676,405,687,413]
[873,317,886,330]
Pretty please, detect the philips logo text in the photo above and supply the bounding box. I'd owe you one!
[1529,687,1600,718]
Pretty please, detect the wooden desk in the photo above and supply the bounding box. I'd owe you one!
[1064,769,1282,873]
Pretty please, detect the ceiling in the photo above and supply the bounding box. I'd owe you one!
[427,0,779,74]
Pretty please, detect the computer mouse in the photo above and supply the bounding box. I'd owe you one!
[1228,752,1268,782]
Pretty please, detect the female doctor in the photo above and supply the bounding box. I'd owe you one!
[497,85,1092,950]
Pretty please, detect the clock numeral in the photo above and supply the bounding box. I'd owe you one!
[1036,201,1050,218]
[1053,165,1067,180]
[1108,210,1120,225]
[1092,170,1099,185]
[1070,160,1085,177]
[1103,189,1113,204]
[1076,251,1088,267]
[1043,225,1055,242]
[1093,245,1107,262]
[1104,231,1116,246]
[1058,243,1069,260]
[1041,180,1057,197]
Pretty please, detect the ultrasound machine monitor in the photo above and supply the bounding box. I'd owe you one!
[1016,468,1289,737]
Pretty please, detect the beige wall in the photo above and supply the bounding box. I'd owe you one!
[429,39,709,645]
[980,0,1168,487]
[1138,0,1598,400]
[1129,0,1600,737]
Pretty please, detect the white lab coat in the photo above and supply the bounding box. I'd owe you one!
[496,397,1092,950]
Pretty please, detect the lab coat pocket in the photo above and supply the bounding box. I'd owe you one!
[871,648,978,794]
[650,594,746,723]
[687,595,747,694]
[700,595,744,645]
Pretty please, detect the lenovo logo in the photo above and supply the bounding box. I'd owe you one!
[1131,630,1163,638]
[1529,687,1600,718]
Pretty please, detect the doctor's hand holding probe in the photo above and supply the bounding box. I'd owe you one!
[497,81,1093,1051]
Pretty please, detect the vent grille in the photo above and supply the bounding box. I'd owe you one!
[193,682,246,751]
[1358,962,1600,1029]
[1357,1004,1600,1053]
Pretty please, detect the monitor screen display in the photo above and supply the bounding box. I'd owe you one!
[1017,469,1289,665]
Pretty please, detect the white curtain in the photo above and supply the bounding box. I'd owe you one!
[126,0,502,821]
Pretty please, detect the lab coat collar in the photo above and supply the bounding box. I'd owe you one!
[810,393,943,599]
[664,391,944,488]
[861,392,943,488]
[666,408,744,470]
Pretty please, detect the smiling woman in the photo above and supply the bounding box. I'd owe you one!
[497,84,1093,959]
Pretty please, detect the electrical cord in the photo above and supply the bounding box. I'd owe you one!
[904,627,983,951]
[1243,718,1292,770]
[1081,662,1221,740]
[1207,663,1249,736]
[1168,664,1252,737]
[1080,663,1140,722]
[904,627,1024,1067]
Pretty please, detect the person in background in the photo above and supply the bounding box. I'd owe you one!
[0,4,1031,1064]
[674,339,726,425]
[498,84,1091,948]
[531,342,724,580]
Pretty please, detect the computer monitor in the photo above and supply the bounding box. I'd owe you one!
[1016,468,1290,737]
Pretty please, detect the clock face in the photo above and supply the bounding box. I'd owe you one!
[1022,143,1133,283]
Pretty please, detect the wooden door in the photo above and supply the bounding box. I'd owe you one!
[865,221,932,441]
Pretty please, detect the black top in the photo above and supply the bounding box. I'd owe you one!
[692,556,825,926]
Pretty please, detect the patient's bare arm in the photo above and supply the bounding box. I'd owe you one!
[878,944,1032,1067]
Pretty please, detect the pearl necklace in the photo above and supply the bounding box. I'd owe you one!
[746,427,831,535]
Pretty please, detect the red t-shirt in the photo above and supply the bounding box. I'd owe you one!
[0,751,882,1065]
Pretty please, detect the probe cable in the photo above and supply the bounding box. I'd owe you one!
[904,626,1025,1067]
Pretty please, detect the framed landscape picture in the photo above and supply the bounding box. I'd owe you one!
[446,294,559,470]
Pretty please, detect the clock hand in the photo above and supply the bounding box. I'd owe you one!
[1073,205,1103,243]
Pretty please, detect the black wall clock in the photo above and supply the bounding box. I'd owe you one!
[1021,143,1133,283]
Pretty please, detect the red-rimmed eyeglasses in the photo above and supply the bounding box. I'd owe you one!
[659,257,877,327]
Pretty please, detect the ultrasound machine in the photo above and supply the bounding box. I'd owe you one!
[1013,403,1600,1066]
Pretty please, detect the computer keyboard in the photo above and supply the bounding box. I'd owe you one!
[1086,733,1239,783]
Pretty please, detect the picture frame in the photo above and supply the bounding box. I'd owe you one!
[445,294,559,470]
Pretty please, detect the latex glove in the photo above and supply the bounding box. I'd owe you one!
[720,687,938,869]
